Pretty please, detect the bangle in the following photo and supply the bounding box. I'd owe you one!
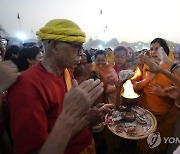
[175,102,180,108]
[170,63,180,73]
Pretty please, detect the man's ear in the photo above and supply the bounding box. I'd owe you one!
[48,41,58,53]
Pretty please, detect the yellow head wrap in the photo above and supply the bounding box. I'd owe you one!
[36,19,86,43]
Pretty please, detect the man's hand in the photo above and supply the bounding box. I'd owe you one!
[0,60,20,93]
[84,108,103,126]
[83,103,114,127]
[61,79,104,124]
[98,103,114,116]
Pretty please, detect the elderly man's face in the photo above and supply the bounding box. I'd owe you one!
[52,41,83,69]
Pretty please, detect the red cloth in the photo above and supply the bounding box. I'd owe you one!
[6,62,92,154]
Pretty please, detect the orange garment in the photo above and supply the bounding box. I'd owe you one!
[137,51,178,154]
[64,68,72,91]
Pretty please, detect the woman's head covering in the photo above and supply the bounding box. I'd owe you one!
[36,19,86,43]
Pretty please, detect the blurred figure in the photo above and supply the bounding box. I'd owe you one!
[127,47,135,62]
[4,45,20,61]
[0,61,19,154]
[127,47,135,69]
[74,53,90,84]
[105,47,114,66]
[141,49,150,56]
[0,61,19,97]
[23,42,38,48]
[173,51,180,63]
[84,47,96,63]
[113,45,128,74]
[0,37,8,61]
[12,47,42,72]
[133,54,144,71]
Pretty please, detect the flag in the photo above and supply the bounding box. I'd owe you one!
[17,13,20,20]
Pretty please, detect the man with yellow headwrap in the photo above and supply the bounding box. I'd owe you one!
[6,19,104,154]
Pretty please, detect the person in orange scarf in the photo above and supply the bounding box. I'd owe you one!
[134,38,178,154]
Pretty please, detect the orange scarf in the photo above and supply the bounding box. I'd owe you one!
[64,68,72,91]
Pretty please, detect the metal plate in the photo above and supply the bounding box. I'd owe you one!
[105,109,157,140]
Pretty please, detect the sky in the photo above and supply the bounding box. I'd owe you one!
[1,0,180,43]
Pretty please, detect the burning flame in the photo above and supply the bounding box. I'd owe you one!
[121,67,142,99]
[122,80,139,98]
[131,67,142,80]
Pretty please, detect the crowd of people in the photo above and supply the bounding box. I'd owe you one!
[0,19,180,154]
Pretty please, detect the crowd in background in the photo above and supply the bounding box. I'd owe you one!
[0,19,180,154]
